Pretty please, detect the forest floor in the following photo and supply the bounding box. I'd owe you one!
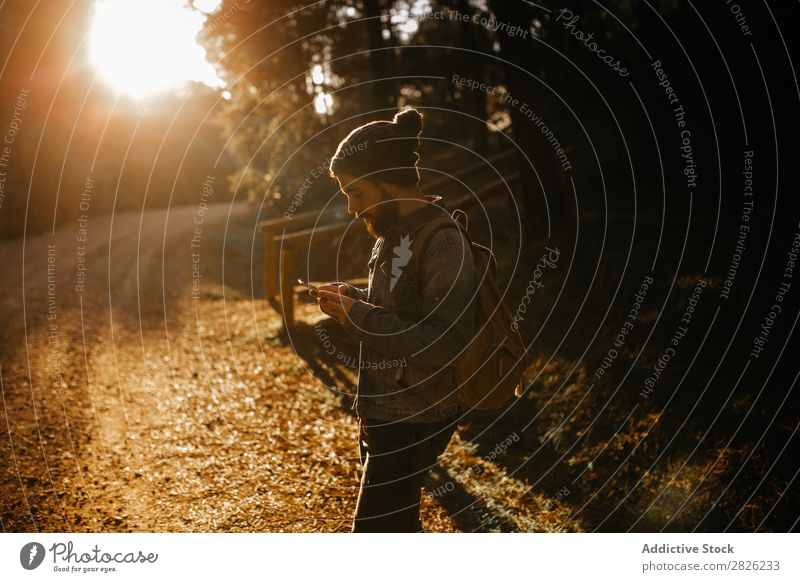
[1,199,795,532]
[0,201,574,532]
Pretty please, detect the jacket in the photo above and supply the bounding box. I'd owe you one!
[339,195,477,423]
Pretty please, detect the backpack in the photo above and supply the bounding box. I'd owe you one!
[410,209,528,410]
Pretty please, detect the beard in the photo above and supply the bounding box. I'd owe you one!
[361,189,398,239]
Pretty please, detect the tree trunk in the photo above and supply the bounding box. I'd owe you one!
[488,0,569,237]
[457,0,488,152]
[363,0,395,111]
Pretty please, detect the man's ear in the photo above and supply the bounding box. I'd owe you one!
[380,182,400,199]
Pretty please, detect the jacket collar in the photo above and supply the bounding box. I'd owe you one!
[386,194,444,239]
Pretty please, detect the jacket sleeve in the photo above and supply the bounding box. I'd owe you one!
[332,281,368,302]
[343,226,476,367]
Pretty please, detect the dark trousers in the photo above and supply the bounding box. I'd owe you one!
[352,415,457,533]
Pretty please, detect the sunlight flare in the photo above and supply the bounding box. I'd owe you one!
[88,0,224,99]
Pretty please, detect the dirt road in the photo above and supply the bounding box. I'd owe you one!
[0,201,350,531]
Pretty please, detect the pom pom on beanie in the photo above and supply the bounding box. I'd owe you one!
[392,108,423,138]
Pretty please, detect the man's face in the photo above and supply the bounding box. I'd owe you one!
[337,174,398,239]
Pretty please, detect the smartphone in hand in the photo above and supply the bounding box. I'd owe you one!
[297,278,318,294]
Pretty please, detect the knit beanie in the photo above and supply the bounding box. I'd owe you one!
[329,109,423,185]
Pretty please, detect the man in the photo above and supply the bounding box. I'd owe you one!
[313,108,477,532]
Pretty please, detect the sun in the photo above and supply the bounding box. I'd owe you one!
[88,0,224,99]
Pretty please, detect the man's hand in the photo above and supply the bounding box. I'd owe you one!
[314,284,359,325]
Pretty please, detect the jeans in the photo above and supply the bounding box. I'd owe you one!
[352,415,457,533]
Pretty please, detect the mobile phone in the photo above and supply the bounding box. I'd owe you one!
[297,278,318,293]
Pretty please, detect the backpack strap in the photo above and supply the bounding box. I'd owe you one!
[410,213,464,280]
[411,210,500,283]
[452,208,468,232]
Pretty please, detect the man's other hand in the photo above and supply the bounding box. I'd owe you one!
[315,284,358,325]
[313,283,345,297]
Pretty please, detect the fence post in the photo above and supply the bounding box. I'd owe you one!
[264,227,276,299]
[280,245,297,332]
